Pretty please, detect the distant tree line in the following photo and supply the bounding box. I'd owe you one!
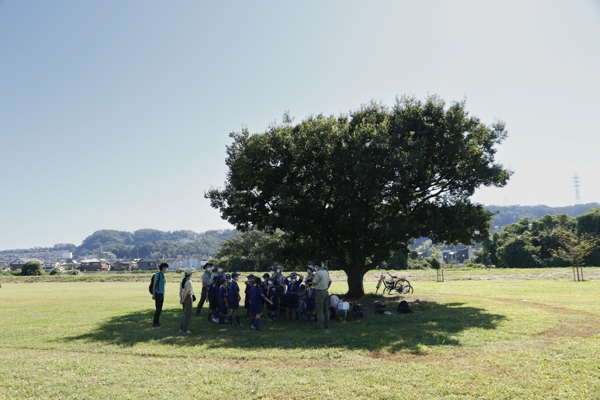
[480,207,600,268]
[488,203,600,229]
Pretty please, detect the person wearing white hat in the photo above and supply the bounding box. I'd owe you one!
[179,268,195,334]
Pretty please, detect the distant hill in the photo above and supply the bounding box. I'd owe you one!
[487,203,600,229]
[0,229,238,261]
[73,228,237,259]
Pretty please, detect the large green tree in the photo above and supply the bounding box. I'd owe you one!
[207,96,511,297]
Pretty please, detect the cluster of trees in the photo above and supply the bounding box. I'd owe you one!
[481,208,600,268]
[488,203,600,230]
[74,229,236,259]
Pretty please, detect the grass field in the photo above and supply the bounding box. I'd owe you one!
[1,269,599,399]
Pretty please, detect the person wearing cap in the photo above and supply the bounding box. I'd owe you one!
[284,272,303,322]
[312,259,331,329]
[151,263,168,327]
[227,272,242,326]
[179,268,195,334]
[196,261,214,316]
[266,279,279,321]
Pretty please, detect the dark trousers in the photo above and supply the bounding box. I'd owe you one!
[153,293,164,325]
[196,286,208,314]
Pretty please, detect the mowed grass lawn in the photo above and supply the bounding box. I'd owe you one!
[1,270,600,399]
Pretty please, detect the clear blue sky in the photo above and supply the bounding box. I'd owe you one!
[1,1,599,250]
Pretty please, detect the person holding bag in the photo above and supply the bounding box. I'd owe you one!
[179,268,195,334]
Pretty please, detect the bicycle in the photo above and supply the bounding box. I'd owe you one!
[375,272,413,295]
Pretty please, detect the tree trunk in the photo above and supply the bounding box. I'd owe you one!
[343,265,370,298]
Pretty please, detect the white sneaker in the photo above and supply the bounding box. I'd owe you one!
[212,318,220,323]
[185,330,192,334]
[178,329,184,333]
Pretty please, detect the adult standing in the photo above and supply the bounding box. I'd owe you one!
[151,263,168,327]
[196,262,213,315]
[312,259,331,329]
[179,268,195,334]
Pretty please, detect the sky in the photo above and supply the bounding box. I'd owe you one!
[1,1,600,250]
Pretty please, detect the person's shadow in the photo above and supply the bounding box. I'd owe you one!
[62,300,506,354]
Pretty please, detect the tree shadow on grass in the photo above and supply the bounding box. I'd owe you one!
[62,300,506,354]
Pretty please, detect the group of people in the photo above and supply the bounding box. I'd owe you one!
[151,259,332,333]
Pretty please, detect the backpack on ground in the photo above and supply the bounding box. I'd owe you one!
[374,301,387,314]
[397,300,413,314]
[149,273,158,294]
[351,302,363,318]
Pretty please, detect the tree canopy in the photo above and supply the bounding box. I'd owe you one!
[481,209,600,268]
[207,96,511,297]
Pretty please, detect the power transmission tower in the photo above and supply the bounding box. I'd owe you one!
[573,174,581,204]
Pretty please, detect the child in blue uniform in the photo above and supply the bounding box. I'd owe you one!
[303,278,317,323]
[266,279,279,321]
[244,274,255,318]
[208,276,220,323]
[261,273,270,313]
[249,277,273,331]
[227,272,242,326]
[284,273,303,322]
[273,267,285,308]
[218,277,229,325]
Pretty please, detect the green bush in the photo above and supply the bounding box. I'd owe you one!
[427,256,442,270]
[12,268,22,276]
[463,259,485,268]
[407,258,430,270]
[67,269,81,275]
[175,268,184,274]
[49,268,63,275]
[21,261,45,276]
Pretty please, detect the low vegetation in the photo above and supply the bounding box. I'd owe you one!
[1,269,599,398]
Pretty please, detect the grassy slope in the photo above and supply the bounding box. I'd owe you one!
[1,271,599,399]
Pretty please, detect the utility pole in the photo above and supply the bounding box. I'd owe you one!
[573,174,581,204]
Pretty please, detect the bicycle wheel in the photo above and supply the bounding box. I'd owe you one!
[395,280,413,295]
